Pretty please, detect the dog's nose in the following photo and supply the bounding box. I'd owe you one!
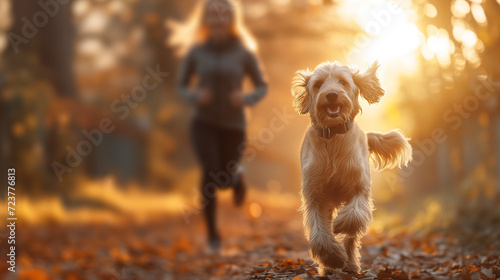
[326,91,339,102]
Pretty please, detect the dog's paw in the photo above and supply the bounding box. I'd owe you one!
[313,242,348,270]
[333,216,359,235]
[343,260,361,274]
[333,197,372,235]
[320,252,347,270]
[317,266,341,276]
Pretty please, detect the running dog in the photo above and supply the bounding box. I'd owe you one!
[291,61,412,275]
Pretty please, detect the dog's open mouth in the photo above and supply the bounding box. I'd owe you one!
[326,105,341,118]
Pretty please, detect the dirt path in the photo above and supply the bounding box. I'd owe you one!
[4,199,500,280]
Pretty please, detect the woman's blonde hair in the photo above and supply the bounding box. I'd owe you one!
[167,0,257,56]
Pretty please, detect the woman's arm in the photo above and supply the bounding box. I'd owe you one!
[243,51,268,106]
[177,47,200,103]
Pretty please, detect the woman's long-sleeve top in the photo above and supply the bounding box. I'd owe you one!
[177,37,268,130]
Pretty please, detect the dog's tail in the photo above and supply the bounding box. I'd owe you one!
[367,130,412,170]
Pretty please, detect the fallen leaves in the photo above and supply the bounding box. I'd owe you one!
[3,201,500,280]
[19,268,51,280]
[250,258,317,279]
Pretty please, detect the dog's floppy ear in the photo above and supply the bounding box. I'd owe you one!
[291,69,312,114]
[352,61,385,104]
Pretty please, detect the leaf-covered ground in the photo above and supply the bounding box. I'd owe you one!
[3,198,500,280]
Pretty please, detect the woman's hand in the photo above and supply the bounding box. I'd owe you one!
[197,88,212,106]
[230,90,244,107]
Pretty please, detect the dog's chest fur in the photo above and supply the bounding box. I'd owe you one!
[300,124,371,204]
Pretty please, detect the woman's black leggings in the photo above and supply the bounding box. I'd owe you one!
[190,119,245,239]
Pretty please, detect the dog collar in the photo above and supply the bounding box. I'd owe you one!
[315,120,353,139]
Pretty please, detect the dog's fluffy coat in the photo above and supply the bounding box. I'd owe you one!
[291,61,412,275]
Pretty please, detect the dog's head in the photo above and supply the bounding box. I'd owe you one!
[291,61,385,127]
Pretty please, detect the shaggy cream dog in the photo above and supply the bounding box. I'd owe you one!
[291,61,412,275]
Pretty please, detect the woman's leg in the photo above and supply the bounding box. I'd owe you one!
[190,120,222,249]
[219,127,246,206]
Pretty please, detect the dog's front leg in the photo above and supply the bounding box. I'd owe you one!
[333,193,373,236]
[333,193,373,273]
[302,197,348,274]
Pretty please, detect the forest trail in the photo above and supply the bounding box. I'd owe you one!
[5,198,500,280]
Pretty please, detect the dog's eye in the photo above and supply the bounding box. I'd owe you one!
[339,79,347,86]
[313,81,323,90]
[313,81,322,90]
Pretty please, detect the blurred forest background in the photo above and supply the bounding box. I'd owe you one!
[0,0,499,257]
[1,0,500,279]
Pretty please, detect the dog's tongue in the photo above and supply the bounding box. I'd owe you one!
[327,105,340,115]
